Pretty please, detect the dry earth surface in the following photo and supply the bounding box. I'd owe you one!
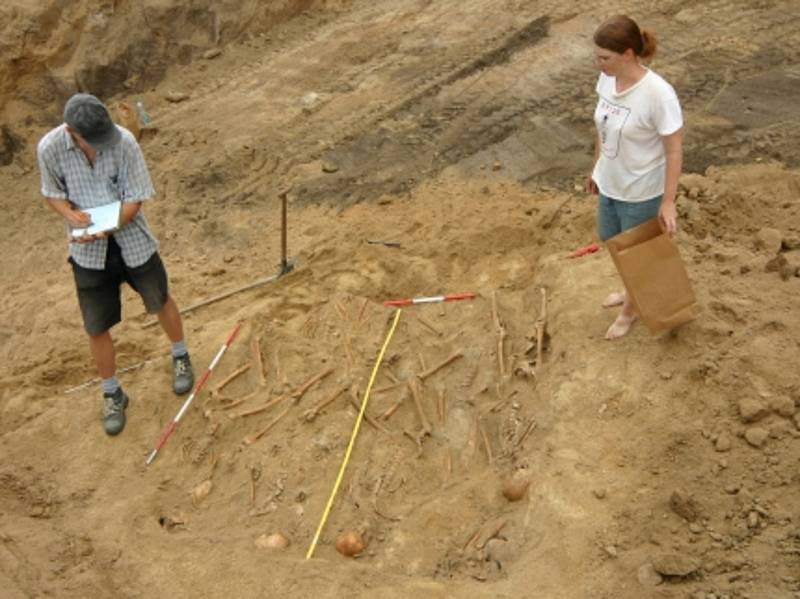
[2,1,800,598]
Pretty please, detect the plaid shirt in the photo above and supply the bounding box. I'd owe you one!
[37,124,159,269]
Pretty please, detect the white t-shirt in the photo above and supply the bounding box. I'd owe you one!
[591,69,683,202]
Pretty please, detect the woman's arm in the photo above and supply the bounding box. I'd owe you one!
[659,128,683,235]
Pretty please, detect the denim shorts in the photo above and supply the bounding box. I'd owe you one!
[70,236,169,335]
[597,193,662,241]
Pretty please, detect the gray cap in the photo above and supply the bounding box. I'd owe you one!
[63,93,122,150]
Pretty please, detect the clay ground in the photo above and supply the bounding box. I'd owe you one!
[1,0,800,597]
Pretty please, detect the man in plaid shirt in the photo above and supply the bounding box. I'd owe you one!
[37,93,194,436]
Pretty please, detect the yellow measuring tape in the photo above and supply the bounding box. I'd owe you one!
[305,309,403,560]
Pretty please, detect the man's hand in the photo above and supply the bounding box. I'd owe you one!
[65,208,92,229]
[72,231,107,244]
[659,201,678,236]
[585,175,598,194]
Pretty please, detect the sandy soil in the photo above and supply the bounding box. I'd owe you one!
[2,1,800,598]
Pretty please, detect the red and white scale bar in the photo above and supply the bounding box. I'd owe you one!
[145,322,242,465]
[383,292,476,307]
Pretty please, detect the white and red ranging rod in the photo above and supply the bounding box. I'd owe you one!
[383,292,476,307]
[145,322,242,466]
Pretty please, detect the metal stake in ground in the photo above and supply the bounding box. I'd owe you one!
[279,190,295,276]
[145,322,243,466]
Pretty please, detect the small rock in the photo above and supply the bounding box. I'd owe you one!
[670,490,699,522]
[203,48,222,59]
[747,511,760,529]
[767,395,796,418]
[755,227,783,253]
[714,433,732,452]
[484,538,513,564]
[745,427,769,448]
[593,488,607,500]
[321,160,339,173]
[637,563,663,586]
[652,553,700,577]
[603,545,618,558]
[689,523,703,534]
[165,91,190,103]
[492,161,502,171]
[738,398,769,423]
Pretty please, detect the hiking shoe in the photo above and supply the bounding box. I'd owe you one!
[102,388,129,436]
[172,353,194,395]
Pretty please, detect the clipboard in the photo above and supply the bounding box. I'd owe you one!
[70,201,123,238]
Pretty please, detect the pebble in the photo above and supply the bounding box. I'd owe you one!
[203,48,222,59]
[745,427,769,448]
[689,523,704,534]
[603,545,618,558]
[321,160,339,173]
[652,553,700,577]
[747,511,760,529]
[738,398,769,423]
[593,488,607,500]
[670,490,699,522]
[165,91,190,103]
[637,563,663,586]
[714,433,732,452]
[768,395,796,418]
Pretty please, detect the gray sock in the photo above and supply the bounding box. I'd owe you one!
[171,340,188,358]
[102,376,120,396]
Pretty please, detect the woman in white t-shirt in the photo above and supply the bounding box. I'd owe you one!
[587,15,684,340]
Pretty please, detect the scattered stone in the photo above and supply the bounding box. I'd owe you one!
[765,253,787,274]
[203,48,222,59]
[484,538,513,564]
[652,553,700,577]
[783,235,800,250]
[165,91,190,103]
[747,511,760,529]
[755,227,783,253]
[767,395,796,418]
[689,523,703,534]
[738,398,769,423]
[603,545,618,558]
[321,160,339,173]
[492,161,502,171]
[744,427,769,448]
[593,488,607,500]
[714,433,732,452]
[637,563,663,586]
[670,490,699,522]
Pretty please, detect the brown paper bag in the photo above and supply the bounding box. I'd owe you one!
[606,218,700,333]
[116,101,141,140]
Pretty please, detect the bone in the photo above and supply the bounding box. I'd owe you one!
[356,298,369,325]
[415,314,442,337]
[407,378,432,434]
[220,390,259,411]
[252,335,267,387]
[480,421,493,465]
[475,518,507,550]
[303,385,348,422]
[349,388,391,434]
[212,363,251,395]
[335,300,348,321]
[380,390,406,421]
[241,402,293,446]
[418,352,463,381]
[233,368,333,419]
[492,291,507,378]
[437,388,446,427]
